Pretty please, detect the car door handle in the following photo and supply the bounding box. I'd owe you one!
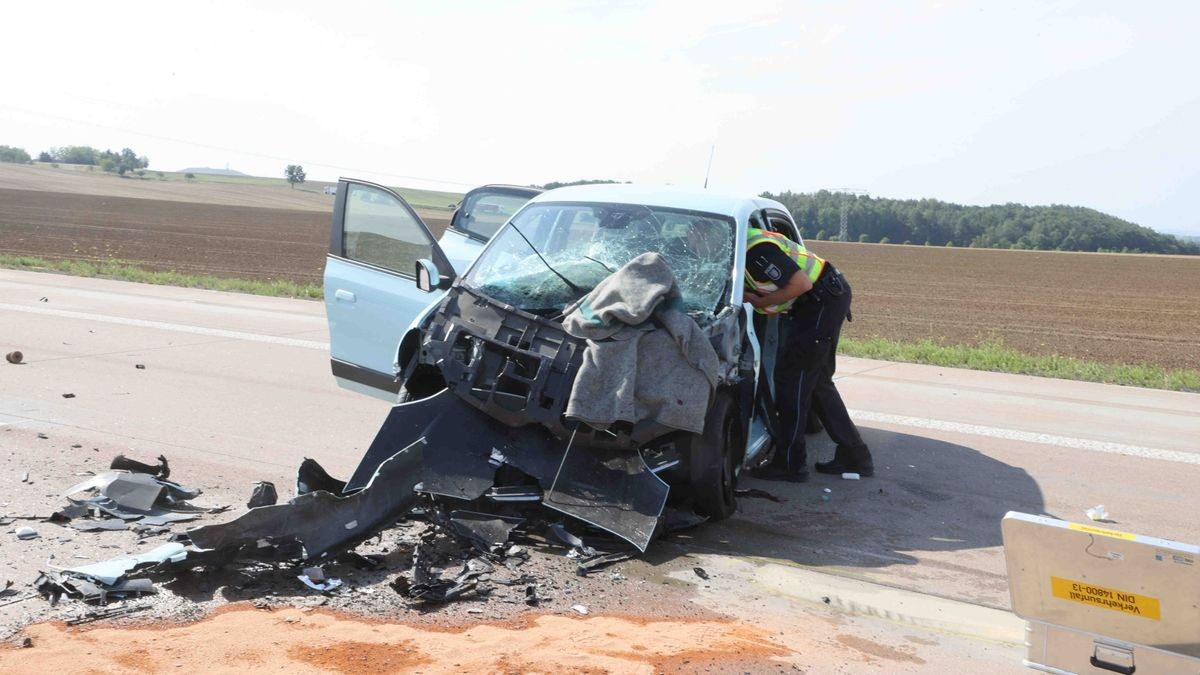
[334,289,356,303]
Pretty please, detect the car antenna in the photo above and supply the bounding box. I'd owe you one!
[509,223,583,294]
[703,144,715,189]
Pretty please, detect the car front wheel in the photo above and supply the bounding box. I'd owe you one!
[688,391,741,520]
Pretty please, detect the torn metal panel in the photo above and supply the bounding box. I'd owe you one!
[61,542,188,585]
[63,472,163,512]
[345,391,497,499]
[156,478,201,505]
[449,511,523,554]
[543,435,669,553]
[186,439,424,562]
[62,470,201,514]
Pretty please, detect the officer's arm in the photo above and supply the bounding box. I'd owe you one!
[744,271,813,309]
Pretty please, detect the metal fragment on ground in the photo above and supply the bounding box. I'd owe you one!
[62,542,188,586]
[297,570,342,592]
[693,566,710,580]
[449,510,523,554]
[65,603,151,626]
[63,472,164,512]
[5,351,22,364]
[69,519,128,532]
[15,526,38,540]
[577,550,636,574]
[138,511,199,526]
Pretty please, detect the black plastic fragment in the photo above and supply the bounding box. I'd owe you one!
[296,459,346,496]
[187,439,423,563]
[544,439,668,552]
[111,454,170,480]
[246,481,278,508]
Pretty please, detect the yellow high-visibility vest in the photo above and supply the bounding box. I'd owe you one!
[744,228,825,314]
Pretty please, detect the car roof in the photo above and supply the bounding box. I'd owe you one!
[528,183,789,220]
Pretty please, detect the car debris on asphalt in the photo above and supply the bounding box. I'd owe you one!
[246,481,278,508]
[64,603,152,626]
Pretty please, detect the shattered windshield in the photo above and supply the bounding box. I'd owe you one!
[465,202,735,315]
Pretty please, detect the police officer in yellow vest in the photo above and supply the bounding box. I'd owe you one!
[743,227,874,482]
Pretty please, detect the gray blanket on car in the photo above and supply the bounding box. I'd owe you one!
[561,253,719,434]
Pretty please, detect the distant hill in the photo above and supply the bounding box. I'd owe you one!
[179,167,249,177]
[762,190,1200,255]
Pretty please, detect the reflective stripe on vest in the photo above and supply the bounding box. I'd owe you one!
[745,228,825,314]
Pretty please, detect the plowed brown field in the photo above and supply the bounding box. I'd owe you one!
[1,188,1196,370]
[812,240,1200,371]
[0,188,448,284]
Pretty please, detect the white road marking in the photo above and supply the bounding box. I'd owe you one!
[6,301,1192,466]
[850,409,1199,466]
[0,302,329,351]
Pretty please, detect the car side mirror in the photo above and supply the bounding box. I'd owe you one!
[415,258,440,293]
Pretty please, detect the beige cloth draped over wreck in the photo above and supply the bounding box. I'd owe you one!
[561,253,719,434]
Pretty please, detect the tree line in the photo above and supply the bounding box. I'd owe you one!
[0,144,149,176]
[762,190,1199,255]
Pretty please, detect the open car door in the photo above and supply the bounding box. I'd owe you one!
[323,179,455,400]
[437,185,541,274]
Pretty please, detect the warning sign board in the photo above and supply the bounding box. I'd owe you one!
[1050,576,1161,621]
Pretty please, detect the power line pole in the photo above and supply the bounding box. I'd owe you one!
[826,188,869,241]
[703,145,715,189]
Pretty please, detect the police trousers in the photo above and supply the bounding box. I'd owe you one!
[771,267,865,472]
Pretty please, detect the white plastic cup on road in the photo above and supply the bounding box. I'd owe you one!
[841,472,860,480]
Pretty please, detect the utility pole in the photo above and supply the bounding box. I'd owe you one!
[703,145,715,189]
[827,188,869,241]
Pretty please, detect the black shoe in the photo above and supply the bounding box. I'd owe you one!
[814,445,874,477]
[748,465,810,483]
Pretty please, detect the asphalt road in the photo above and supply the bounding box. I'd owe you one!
[2,268,1197,671]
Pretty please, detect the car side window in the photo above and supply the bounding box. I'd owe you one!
[342,184,434,276]
[459,192,532,239]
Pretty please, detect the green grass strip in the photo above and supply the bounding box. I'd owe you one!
[0,255,322,299]
[839,337,1200,393]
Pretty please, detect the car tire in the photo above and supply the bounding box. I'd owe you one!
[688,391,740,520]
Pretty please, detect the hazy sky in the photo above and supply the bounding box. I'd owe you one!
[3,1,1198,235]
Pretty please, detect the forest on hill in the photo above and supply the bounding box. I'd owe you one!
[762,190,1199,255]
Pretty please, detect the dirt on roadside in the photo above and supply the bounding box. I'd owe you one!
[0,605,793,674]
